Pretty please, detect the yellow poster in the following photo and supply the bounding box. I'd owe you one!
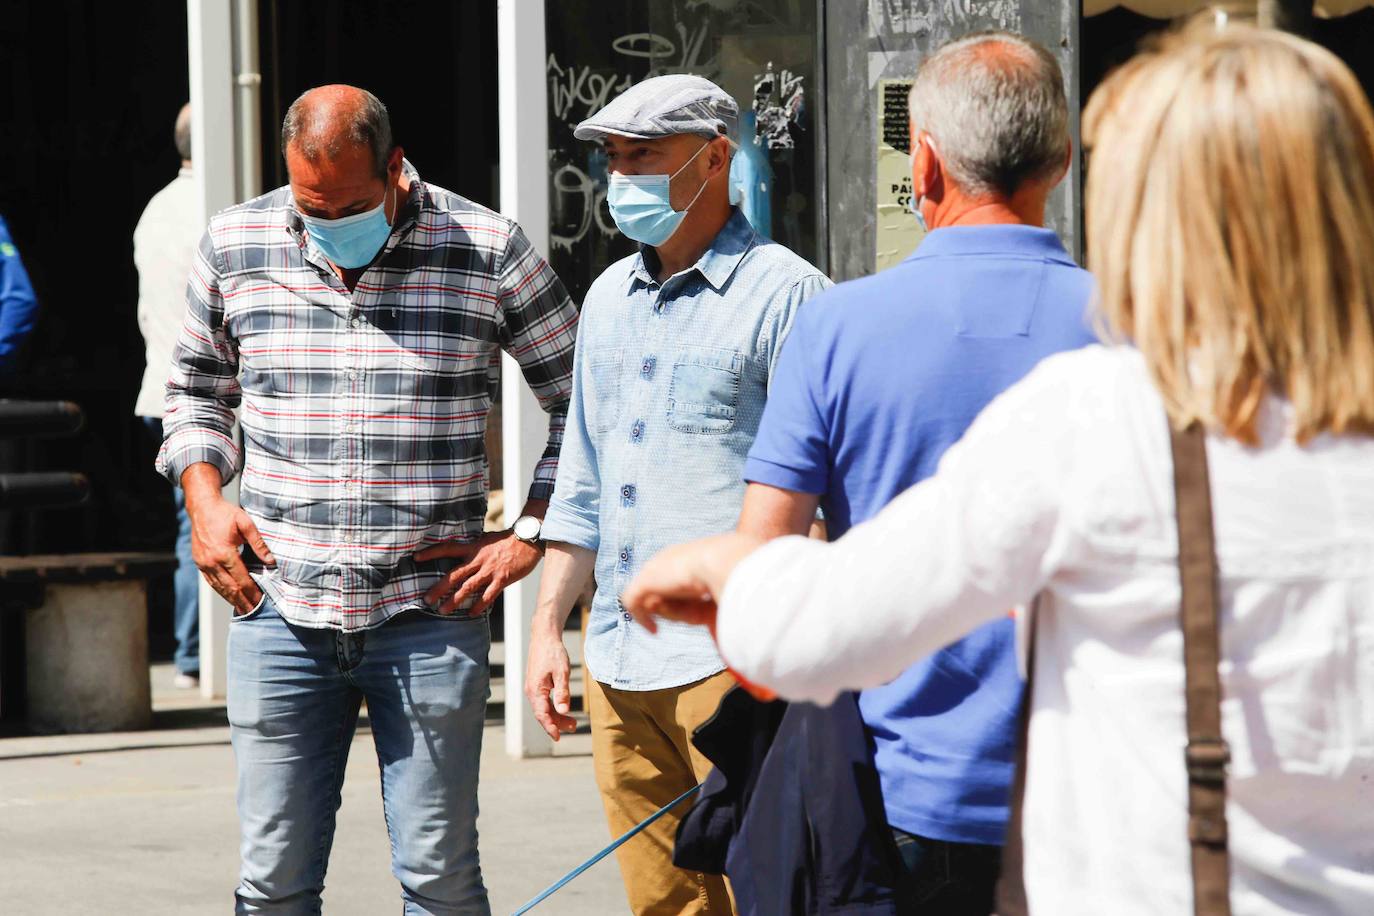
[876,79,923,271]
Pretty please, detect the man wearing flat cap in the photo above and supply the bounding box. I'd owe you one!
[523,74,829,913]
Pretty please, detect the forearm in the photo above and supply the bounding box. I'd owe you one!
[736,482,820,540]
[532,542,596,634]
[515,498,549,522]
[179,462,225,513]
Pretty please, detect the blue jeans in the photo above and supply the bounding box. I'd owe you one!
[227,598,492,915]
[891,828,1001,914]
[143,416,200,674]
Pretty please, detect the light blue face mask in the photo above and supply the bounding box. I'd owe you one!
[606,141,712,247]
[299,183,394,269]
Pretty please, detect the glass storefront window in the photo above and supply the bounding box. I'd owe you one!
[545,0,820,302]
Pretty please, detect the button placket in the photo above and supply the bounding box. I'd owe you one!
[342,310,367,568]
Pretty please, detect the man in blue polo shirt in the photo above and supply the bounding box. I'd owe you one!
[738,32,1094,911]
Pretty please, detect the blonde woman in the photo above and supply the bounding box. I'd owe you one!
[622,21,1374,916]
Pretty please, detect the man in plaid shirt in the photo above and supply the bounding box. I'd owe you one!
[157,85,577,914]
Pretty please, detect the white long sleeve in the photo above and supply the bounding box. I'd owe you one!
[714,344,1374,914]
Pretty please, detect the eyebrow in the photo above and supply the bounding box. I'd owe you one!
[299,196,375,217]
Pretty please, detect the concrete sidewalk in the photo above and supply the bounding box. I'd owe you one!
[0,665,627,915]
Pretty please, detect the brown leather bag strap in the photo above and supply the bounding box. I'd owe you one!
[1170,421,1233,916]
[994,602,1035,916]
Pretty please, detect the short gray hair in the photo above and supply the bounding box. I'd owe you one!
[174,103,192,161]
[281,87,393,179]
[907,31,1069,198]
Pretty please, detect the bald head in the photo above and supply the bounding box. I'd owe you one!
[174,103,192,162]
[282,85,393,179]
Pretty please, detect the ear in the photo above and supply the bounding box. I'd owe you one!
[386,146,405,180]
[706,136,731,179]
[912,133,939,199]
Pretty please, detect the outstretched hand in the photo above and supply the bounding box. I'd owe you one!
[622,534,778,701]
[620,539,724,633]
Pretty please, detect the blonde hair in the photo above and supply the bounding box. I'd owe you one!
[1083,18,1374,444]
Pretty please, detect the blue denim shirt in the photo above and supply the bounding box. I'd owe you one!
[544,209,830,690]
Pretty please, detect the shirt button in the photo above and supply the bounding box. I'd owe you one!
[347,369,360,380]
[630,420,644,441]
[640,357,655,378]
[623,612,632,621]
[350,317,362,329]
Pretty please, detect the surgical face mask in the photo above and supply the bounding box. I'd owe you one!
[299,182,394,269]
[606,141,712,247]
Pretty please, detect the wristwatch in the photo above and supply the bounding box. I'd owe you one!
[512,514,544,551]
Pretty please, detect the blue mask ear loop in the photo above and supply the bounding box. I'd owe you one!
[907,135,938,233]
[381,178,398,318]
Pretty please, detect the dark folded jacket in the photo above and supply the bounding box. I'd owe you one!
[675,687,907,915]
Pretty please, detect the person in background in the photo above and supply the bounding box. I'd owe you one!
[523,74,830,915]
[0,212,39,379]
[699,31,1091,913]
[626,20,1374,915]
[159,85,578,914]
[135,102,202,688]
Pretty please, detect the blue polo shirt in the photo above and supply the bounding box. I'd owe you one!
[744,224,1096,844]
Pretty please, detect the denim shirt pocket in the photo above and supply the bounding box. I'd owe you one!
[666,347,743,435]
[585,348,623,434]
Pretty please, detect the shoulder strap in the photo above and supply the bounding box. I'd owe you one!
[994,602,1035,916]
[1170,421,1233,916]
[995,614,1034,915]
[997,424,1232,915]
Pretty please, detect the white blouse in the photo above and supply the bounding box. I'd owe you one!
[716,345,1374,915]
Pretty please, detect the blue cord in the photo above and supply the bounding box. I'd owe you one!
[512,782,703,915]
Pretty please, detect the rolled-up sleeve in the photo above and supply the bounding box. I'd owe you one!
[541,310,601,553]
[156,229,242,488]
[495,224,579,502]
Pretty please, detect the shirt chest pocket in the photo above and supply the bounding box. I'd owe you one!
[666,347,743,435]
[383,303,491,376]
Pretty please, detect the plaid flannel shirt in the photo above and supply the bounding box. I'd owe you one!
[157,162,578,631]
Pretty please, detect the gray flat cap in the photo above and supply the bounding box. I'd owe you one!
[574,74,739,142]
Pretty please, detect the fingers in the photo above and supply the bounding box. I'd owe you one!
[424,560,478,606]
[236,511,276,566]
[525,672,576,742]
[528,687,563,742]
[220,554,262,615]
[415,540,482,562]
[551,657,572,716]
[445,570,494,614]
[471,576,508,617]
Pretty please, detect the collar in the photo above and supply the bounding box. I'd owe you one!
[908,224,1076,266]
[626,208,757,292]
[178,166,193,180]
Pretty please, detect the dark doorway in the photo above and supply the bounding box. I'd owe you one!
[0,3,192,663]
[259,0,500,210]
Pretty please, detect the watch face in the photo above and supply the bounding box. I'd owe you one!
[514,516,541,540]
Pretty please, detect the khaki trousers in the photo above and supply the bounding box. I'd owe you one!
[587,671,736,916]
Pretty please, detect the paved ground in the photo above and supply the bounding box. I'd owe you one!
[0,664,626,915]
